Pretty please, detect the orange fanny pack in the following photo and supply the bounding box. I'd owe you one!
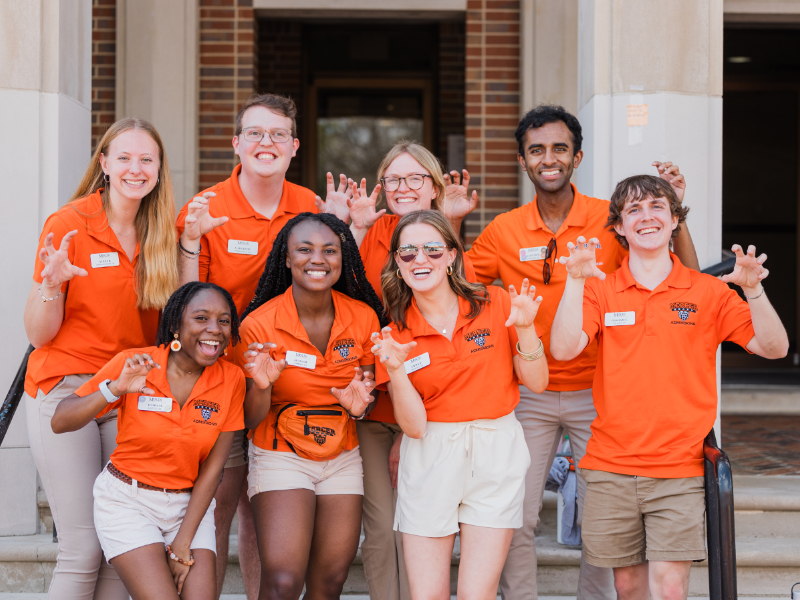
[272,404,350,461]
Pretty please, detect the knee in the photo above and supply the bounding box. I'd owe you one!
[651,569,690,600]
[613,568,645,600]
[56,529,103,566]
[262,570,304,600]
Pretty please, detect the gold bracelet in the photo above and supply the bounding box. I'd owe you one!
[516,339,544,361]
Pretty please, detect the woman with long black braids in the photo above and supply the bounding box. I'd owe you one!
[51,282,246,599]
[233,212,385,600]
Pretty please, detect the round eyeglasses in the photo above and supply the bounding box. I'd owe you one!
[380,174,434,192]
[240,128,292,144]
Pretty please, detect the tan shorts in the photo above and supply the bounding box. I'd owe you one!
[247,444,363,498]
[580,469,707,567]
[224,429,247,469]
[93,466,216,561]
[395,411,530,538]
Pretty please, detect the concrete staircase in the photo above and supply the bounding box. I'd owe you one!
[2,478,799,597]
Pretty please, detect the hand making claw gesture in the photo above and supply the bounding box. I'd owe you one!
[441,169,479,224]
[111,353,161,397]
[39,230,88,291]
[371,327,418,373]
[242,342,286,390]
[330,367,376,418]
[347,178,385,231]
[721,244,769,294]
[315,173,354,224]
[558,236,607,281]
[505,279,543,330]
[182,192,229,241]
[653,161,686,203]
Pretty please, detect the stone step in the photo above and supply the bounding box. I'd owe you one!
[721,386,800,414]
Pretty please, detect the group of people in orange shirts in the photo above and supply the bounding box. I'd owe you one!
[24,94,788,600]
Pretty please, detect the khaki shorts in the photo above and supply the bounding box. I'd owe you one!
[395,411,530,538]
[93,466,216,561]
[224,429,247,469]
[247,444,363,498]
[580,469,707,567]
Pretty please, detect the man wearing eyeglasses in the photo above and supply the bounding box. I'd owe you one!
[175,93,349,600]
[463,104,700,600]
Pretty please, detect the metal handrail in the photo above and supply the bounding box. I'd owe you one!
[704,429,737,600]
[702,257,737,278]
[0,345,34,447]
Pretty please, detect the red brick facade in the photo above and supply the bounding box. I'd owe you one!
[91,0,116,152]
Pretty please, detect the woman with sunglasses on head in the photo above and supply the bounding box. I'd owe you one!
[372,209,548,600]
[51,281,245,600]
[233,212,386,600]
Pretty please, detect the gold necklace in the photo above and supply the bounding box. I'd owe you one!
[421,297,459,334]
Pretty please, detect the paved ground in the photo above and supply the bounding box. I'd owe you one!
[722,414,800,475]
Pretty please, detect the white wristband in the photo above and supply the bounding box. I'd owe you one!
[99,379,120,403]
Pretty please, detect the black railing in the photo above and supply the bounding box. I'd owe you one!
[702,257,736,278]
[0,345,34,447]
[704,429,737,600]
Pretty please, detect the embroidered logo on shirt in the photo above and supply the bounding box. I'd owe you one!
[670,302,697,325]
[464,328,494,352]
[193,401,220,426]
[333,338,356,363]
[308,425,335,446]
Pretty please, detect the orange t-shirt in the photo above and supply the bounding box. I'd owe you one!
[374,286,521,422]
[467,185,625,391]
[25,192,159,398]
[358,214,478,422]
[579,255,755,478]
[176,165,319,317]
[75,345,245,489]
[234,287,380,454]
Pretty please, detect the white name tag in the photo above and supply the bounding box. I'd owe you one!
[138,396,172,413]
[404,352,431,374]
[227,239,258,255]
[604,312,636,326]
[519,246,548,262]
[285,351,317,369]
[90,252,120,268]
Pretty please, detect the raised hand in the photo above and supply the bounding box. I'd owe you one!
[242,342,286,389]
[441,169,479,221]
[721,244,769,292]
[371,327,417,373]
[653,161,685,203]
[330,367,376,417]
[315,173,353,224]
[558,236,607,281]
[182,192,229,241]
[39,230,88,290]
[347,179,385,231]
[112,353,161,396]
[505,278,543,329]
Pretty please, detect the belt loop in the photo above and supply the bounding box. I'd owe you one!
[132,478,138,498]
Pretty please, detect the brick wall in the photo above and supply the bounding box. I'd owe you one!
[91,0,116,152]
[438,21,466,170]
[198,0,258,192]
[464,0,520,244]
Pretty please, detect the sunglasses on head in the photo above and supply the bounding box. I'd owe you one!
[396,243,451,263]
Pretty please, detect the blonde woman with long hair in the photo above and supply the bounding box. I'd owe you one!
[23,117,178,600]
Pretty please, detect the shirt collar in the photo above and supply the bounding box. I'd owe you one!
[404,294,475,338]
[614,253,692,293]
[526,183,588,235]
[226,164,299,221]
[274,286,352,350]
[82,190,141,261]
[145,345,226,402]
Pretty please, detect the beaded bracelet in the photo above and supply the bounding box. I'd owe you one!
[165,545,195,566]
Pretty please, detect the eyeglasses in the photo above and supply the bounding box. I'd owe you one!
[239,127,292,144]
[396,243,450,263]
[543,237,557,285]
[380,174,434,192]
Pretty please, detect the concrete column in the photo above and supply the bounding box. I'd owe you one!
[576,0,724,270]
[117,0,199,210]
[0,0,92,535]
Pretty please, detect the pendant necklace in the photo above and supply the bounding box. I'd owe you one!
[422,297,459,334]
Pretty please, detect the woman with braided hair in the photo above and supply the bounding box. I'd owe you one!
[51,281,246,599]
[233,212,384,600]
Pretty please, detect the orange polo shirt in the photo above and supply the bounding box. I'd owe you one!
[75,345,245,489]
[359,214,478,422]
[579,255,755,478]
[374,286,521,422]
[25,192,159,398]
[176,165,319,317]
[467,185,625,391]
[234,287,380,454]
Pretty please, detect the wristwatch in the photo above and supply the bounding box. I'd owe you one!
[99,379,120,403]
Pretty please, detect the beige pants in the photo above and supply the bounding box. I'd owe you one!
[356,420,410,600]
[25,374,128,600]
[500,386,615,600]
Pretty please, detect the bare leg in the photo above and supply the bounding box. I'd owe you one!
[402,532,456,600]
[613,563,649,600]
[237,470,261,600]
[304,494,363,600]
[213,464,246,598]
[649,561,692,600]
[111,544,215,600]
[457,524,514,600]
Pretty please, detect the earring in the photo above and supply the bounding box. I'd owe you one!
[396,269,403,279]
[447,265,453,276]
[170,333,182,352]
[103,173,110,183]
[157,176,160,184]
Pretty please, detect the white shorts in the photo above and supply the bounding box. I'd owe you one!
[394,411,531,537]
[92,467,217,561]
[247,445,364,498]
